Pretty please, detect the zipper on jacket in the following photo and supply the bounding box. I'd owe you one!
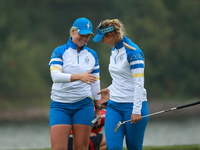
[77,53,79,64]
[114,50,119,64]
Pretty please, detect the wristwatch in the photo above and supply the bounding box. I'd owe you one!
[95,106,102,110]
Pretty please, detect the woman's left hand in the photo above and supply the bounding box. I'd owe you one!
[131,114,141,124]
[97,88,110,104]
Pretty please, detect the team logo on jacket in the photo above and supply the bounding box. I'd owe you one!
[85,56,89,64]
[120,54,124,61]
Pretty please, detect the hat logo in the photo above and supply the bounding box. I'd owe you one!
[86,22,90,29]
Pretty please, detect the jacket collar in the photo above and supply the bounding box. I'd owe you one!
[67,37,86,51]
[115,35,127,49]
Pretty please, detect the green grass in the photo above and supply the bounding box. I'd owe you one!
[142,145,200,150]
[27,145,200,150]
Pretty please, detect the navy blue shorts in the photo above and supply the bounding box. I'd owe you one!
[49,98,94,127]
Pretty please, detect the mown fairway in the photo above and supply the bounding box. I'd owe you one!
[26,145,200,150]
[143,145,200,150]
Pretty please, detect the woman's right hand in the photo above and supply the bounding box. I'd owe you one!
[71,70,96,85]
[97,88,110,104]
[79,70,96,85]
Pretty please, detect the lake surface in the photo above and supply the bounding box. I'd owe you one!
[0,117,200,149]
[144,117,200,146]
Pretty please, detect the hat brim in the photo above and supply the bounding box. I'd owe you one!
[79,30,94,35]
[93,34,104,42]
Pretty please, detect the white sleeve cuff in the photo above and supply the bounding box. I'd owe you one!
[132,106,141,114]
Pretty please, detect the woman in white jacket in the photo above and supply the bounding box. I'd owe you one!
[49,17,101,150]
[94,19,149,150]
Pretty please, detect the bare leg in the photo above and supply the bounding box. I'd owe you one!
[73,124,92,150]
[51,125,72,150]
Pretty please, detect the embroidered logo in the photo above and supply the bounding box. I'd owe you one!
[85,56,89,64]
[128,54,143,62]
[86,22,90,29]
[120,54,124,61]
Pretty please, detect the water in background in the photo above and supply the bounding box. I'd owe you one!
[144,117,200,146]
[0,120,50,150]
[0,117,200,149]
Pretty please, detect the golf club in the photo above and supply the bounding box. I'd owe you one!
[114,100,200,132]
[91,115,101,150]
[91,115,101,124]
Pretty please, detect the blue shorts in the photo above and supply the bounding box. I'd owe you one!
[49,98,94,127]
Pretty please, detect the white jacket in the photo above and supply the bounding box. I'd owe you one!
[49,38,100,103]
[108,36,147,114]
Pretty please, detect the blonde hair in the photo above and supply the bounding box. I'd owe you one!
[69,26,78,37]
[99,19,126,40]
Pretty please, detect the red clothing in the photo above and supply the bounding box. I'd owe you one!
[91,109,106,133]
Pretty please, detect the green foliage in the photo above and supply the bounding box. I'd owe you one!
[0,0,200,109]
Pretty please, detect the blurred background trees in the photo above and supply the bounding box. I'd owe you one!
[0,0,200,110]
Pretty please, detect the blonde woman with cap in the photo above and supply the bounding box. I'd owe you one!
[94,19,149,150]
[49,17,101,150]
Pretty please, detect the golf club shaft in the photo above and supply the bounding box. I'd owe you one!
[123,100,200,124]
[96,125,99,150]
[123,110,167,124]
[91,116,101,150]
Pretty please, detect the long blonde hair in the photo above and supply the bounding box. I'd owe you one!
[99,19,126,40]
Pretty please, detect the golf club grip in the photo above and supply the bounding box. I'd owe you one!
[143,101,200,118]
[176,100,200,109]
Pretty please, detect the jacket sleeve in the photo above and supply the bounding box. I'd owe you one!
[128,51,145,114]
[90,53,101,100]
[49,47,71,83]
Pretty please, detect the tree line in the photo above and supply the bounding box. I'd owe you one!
[0,0,200,109]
